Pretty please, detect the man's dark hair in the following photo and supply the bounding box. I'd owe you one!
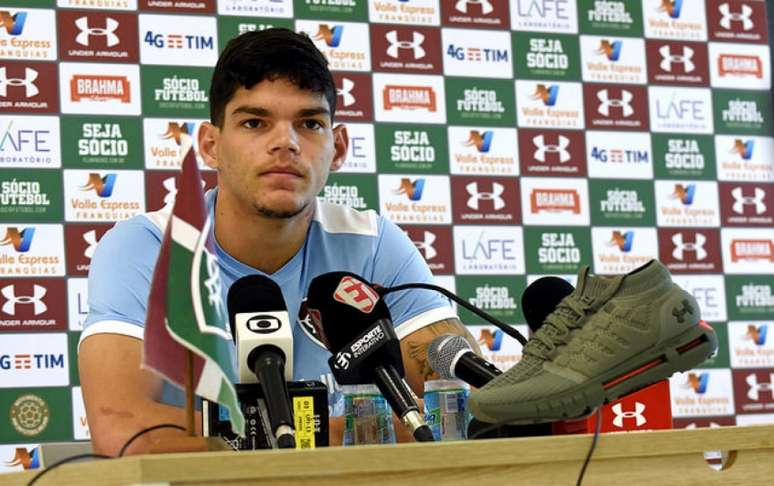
[209,28,336,127]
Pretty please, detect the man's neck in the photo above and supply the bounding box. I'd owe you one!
[212,190,314,275]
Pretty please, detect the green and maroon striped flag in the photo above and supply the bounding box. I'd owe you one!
[143,147,244,436]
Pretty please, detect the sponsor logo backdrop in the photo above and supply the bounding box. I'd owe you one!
[0,0,772,459]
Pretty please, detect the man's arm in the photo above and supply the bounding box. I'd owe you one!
[399,317,481,397]
[79,334,200,456]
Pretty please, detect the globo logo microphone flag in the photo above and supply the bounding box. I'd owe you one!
[142,146,245,437]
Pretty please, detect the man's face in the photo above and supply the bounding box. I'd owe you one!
[202,78,347,219]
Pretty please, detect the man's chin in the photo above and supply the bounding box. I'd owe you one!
[254,201,310,220]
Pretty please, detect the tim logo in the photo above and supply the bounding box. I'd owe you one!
[671,184,696,205]
[608,230,634,252]
[394,178,425,201]
[597,40,623,61]
[4,447,39,470]
[161,122,194,146]
[531,84,559,106]
[333,275,380,314]
[657,0,683,18]
[0,227,35,252]
[0,11,26,35]
[611,402,647,428]
[479,329,504,351]
[684,372,709,394]
[730,139,754,160]
[746,324,768,346]
[463,130,493,153]
[81,173,117,198]
[314,25,344,47]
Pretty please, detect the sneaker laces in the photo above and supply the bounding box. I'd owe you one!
[523,271,624,361]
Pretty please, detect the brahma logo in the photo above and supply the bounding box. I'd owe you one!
[463,130,493,153]
[4,447,39,470]
[333,276,379,313]
[730,239,774,263]
[596,39,622,61]
[709,43,770,90]
[383,85,437,112]
[314,24,343,47]
[530,188,580,214]
[70,75,131,103]
[717,54,762,78]
[608,230,634,252]
[0,227,34,252]
[479,328,503,351]
[393,178,425,201]
[684,371,709,394]
[730,138,754,160]
[671,183,696,205]
[80,173,117,197]
[531,83,558,106]
[0,11,26,35]
[746,324,767,346]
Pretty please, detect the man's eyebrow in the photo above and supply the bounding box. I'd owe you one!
[230,106,331,119]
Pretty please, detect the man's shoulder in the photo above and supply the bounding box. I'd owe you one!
[98,209,168,253]
[313,200,381,237]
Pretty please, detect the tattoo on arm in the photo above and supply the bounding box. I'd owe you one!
[403,318,481,382]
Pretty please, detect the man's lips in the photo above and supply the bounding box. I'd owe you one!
[261,168,303,177]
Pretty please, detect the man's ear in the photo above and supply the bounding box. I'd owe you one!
[329,124,349,172]
[198,121,220,170]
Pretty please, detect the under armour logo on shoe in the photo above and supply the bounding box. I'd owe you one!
[385,30,425,60]
[337,77,356,107]
[745,373,774,401]
[75,16,120,47]
[0,67,39,98]
[1,284,47,316]
[659,45,695,73]
[731,187,766,215]
[672,299,694,323]
[455,0,494,15]
[597,89,633,117]
[718,3,753,31]
[672,232,707,261]
[466,181,505,210]
[533,135,570,163]
[611,402,647,428]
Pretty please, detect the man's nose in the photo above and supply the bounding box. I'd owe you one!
[267,121,300,154]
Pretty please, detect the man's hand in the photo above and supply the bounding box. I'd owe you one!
[399,317,481,398]
[79,334,199,456]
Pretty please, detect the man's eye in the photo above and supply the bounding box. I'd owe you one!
[303,119,323,130]
[242,119,263,129]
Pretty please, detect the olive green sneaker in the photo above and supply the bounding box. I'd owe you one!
[469,260,717,424]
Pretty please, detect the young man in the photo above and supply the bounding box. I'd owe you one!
[79,28,477,455]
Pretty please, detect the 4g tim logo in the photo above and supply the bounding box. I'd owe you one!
[446,44,509,62]
[143,31,214,50]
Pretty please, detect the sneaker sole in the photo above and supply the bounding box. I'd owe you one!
[471,321,718,424]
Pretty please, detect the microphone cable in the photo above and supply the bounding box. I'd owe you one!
[377,282,528,346]
[26,423,186,486]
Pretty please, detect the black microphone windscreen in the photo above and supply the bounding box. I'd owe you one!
[227,274,287,335]
[427,335,470,380]
[306,271,392,352]
[521,277,575,333]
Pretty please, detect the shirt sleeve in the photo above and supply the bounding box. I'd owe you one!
[79,217,163,348]
[369,217,457,339]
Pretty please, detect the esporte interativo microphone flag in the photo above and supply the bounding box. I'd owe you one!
[143,146,245,436]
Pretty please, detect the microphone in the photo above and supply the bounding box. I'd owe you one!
[427,335,501,388]
[521,277,575,333]
[227,275,296,449]
[307,271,435,442]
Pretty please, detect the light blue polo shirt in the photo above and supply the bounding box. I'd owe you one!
[80,189,456,411]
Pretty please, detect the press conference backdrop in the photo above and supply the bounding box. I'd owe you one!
[1,0,773,471]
